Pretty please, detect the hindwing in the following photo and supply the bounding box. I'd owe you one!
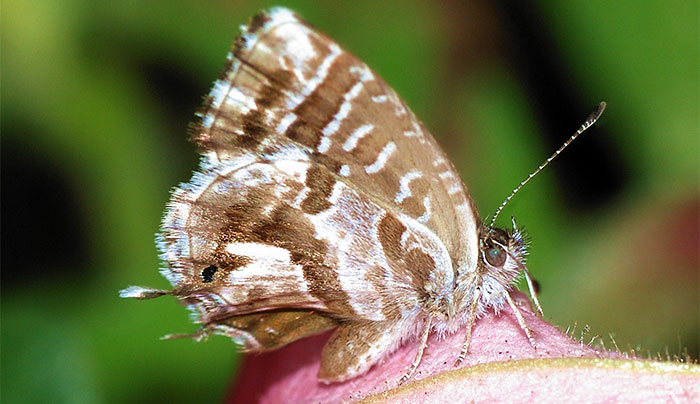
[161,152,455,331]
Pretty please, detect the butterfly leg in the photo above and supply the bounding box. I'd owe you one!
[504,291,537,349]
[399,314,433,384]
[520,263,543,317]
[455,286,481,366]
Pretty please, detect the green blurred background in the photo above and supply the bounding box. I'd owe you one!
[2,0,698,403]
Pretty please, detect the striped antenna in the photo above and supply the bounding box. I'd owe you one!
[489,102,607,229]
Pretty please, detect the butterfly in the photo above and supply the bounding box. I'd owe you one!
[120,7,605,383]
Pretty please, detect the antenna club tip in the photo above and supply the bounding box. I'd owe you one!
[593,101,607,119]
[585,101,607,125]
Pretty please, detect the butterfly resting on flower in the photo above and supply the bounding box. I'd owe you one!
[120,7,605,383]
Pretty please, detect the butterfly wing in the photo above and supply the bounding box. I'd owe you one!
[153,8,481,354]
[206,310,338,352]
[162,155,453,325]
[191,8,480,271]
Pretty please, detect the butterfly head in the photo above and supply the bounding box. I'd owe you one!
[478,218,529,293]
[449,218,531,328]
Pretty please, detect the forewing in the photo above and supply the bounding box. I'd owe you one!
[191,8,480,271]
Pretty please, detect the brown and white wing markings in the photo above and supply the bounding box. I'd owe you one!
[190,8,480,272]
[154,8,482,380]
[161,152,454,323]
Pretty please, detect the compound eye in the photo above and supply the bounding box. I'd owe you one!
[485,246,506,267]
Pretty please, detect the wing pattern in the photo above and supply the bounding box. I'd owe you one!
[143,8,492,382]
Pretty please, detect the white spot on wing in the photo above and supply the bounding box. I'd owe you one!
[225,242,291,264]
[322,101,351,137]
[417,196,432,223]
[276,113,297,134]
[347,79,366,98]
[339,165,350,177]
[365,142,396,174]
[372,95,388,103]
[342,124,374,151]
[394,170,422,203]
[317,136,332,153]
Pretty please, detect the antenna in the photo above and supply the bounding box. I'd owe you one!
[489,101,607,229]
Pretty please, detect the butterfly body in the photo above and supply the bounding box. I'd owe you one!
[122,7,536,383]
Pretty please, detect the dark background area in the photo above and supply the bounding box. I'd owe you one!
[2,1,698,403]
